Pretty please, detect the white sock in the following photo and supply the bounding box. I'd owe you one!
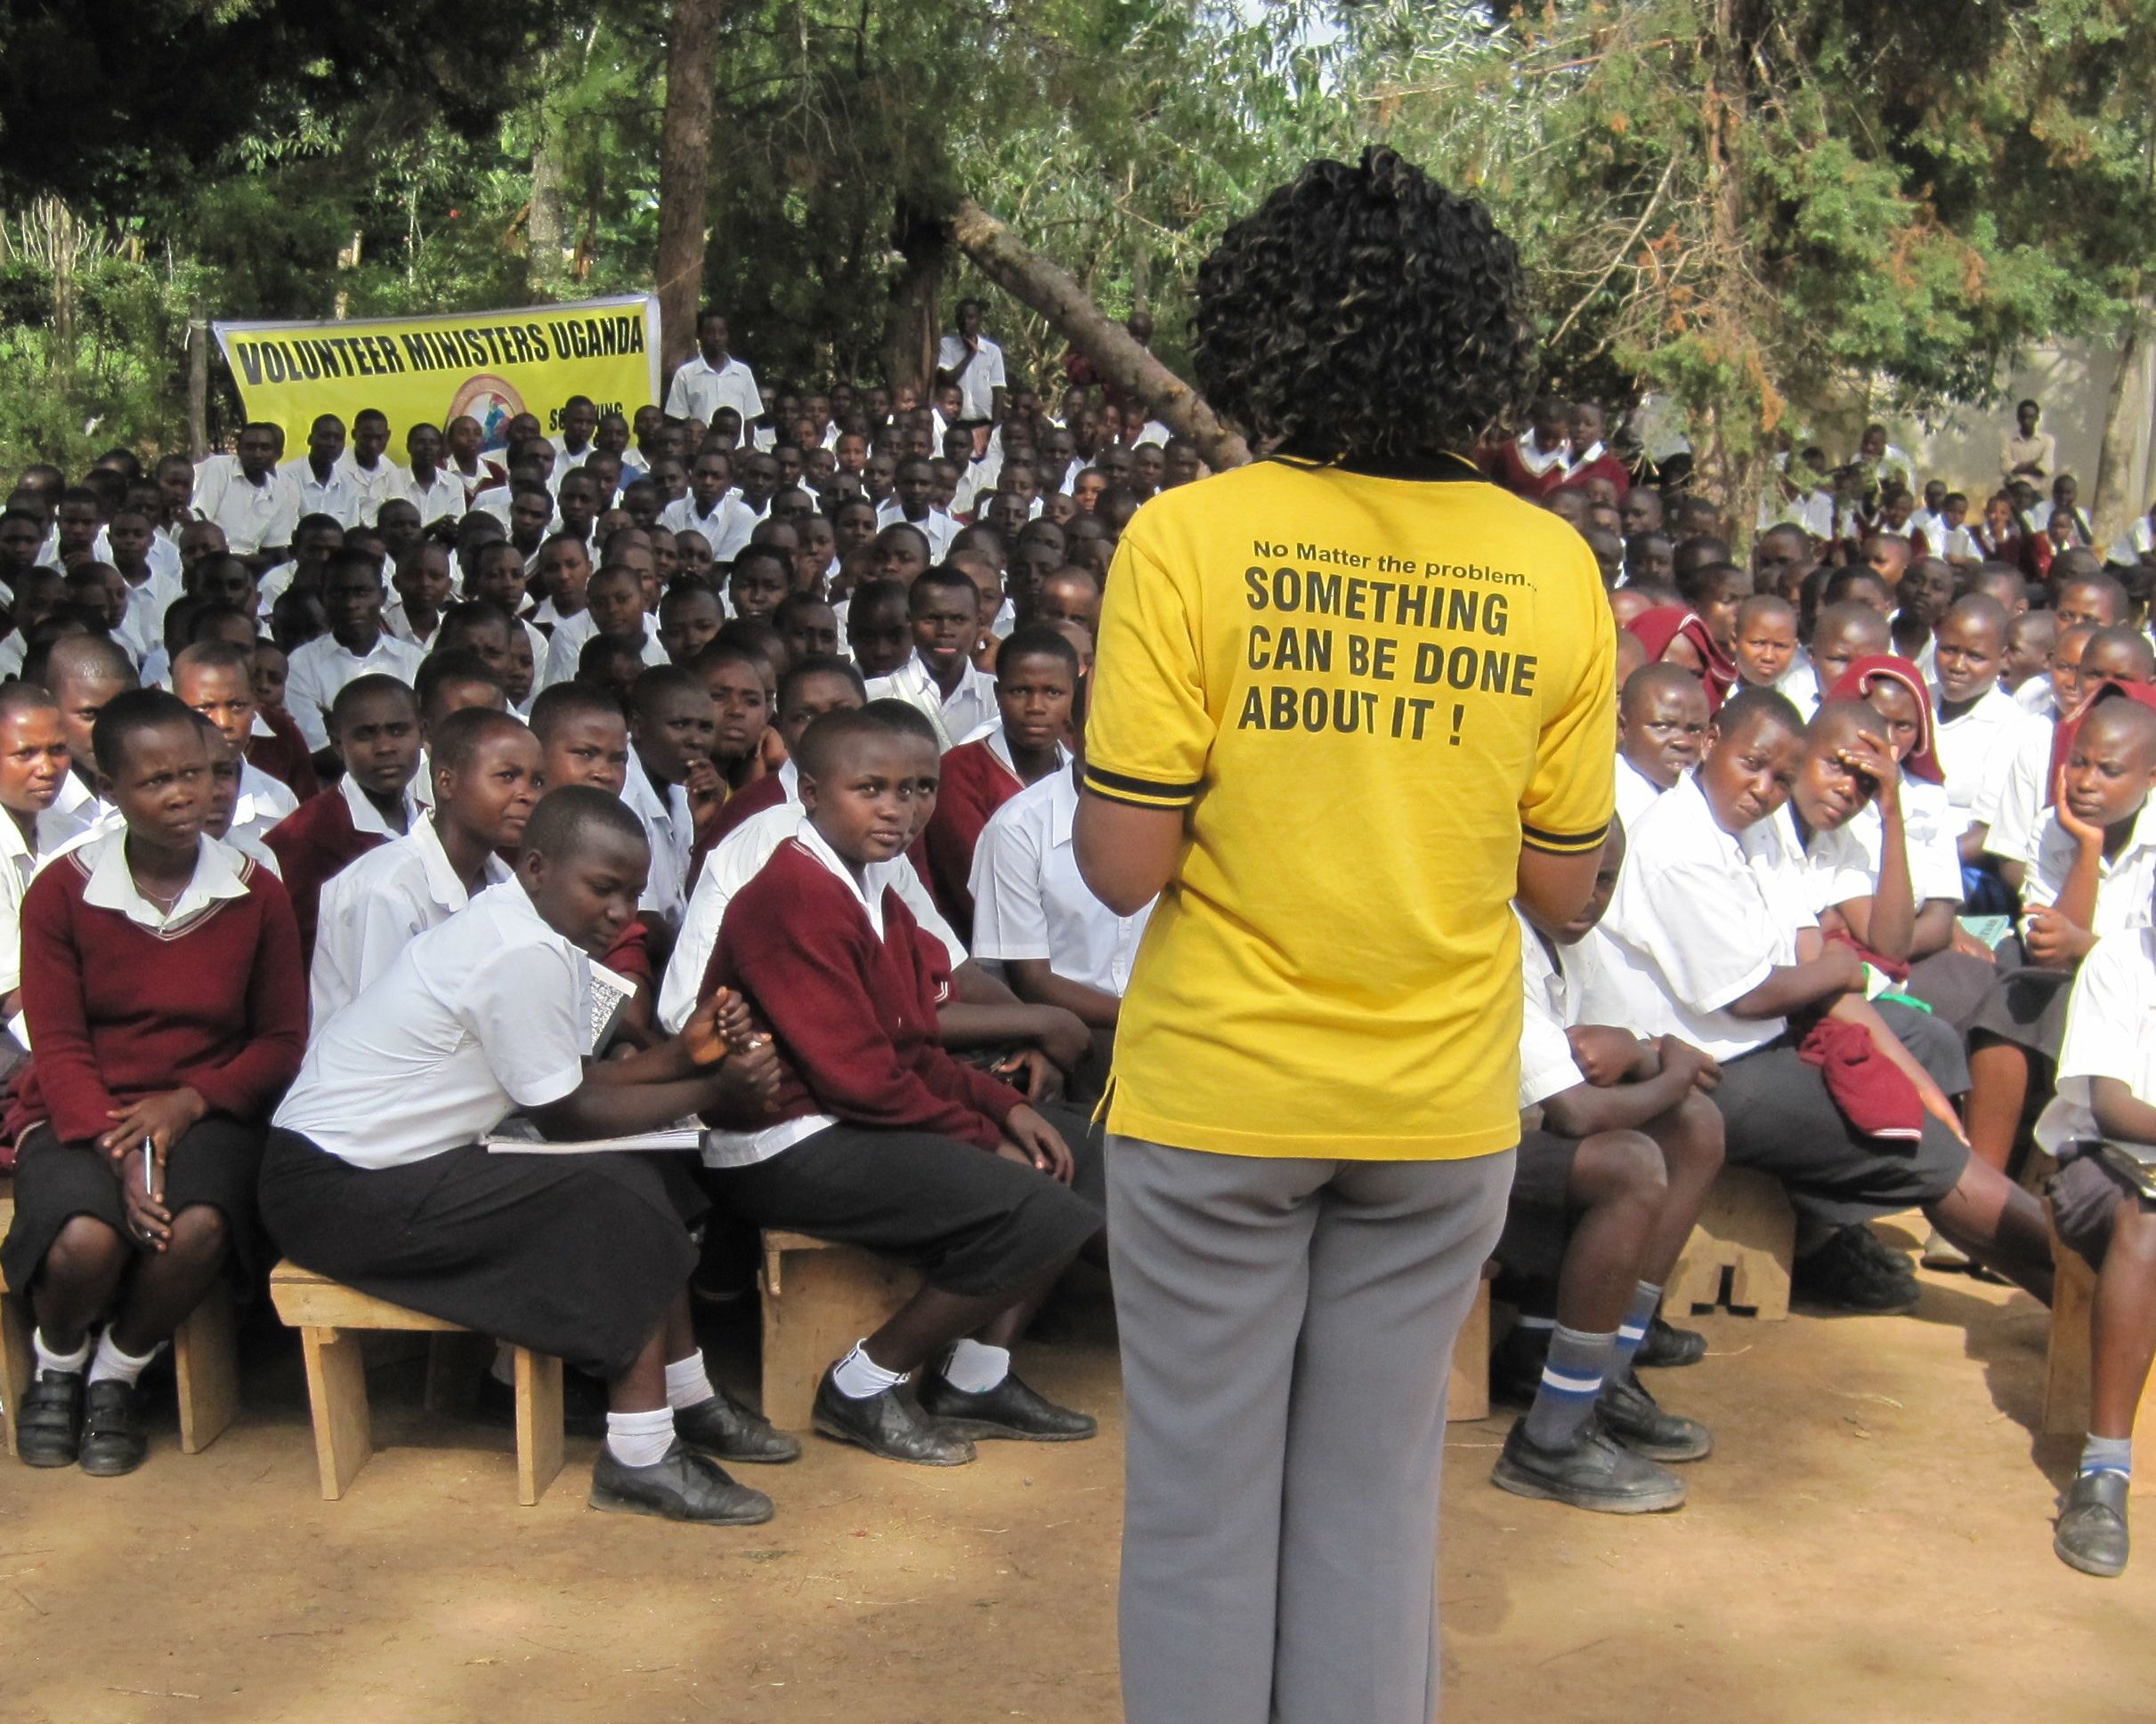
[944,1339,1011,1394]
[831,1340,908,1400]
[490,1342,516,1388]
[33,1329,90,1380]
[663,1349,717,1411]
[86,1330,162,1388]
[604,1405,676,1469]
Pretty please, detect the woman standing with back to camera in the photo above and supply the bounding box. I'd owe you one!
[1076,149,1617,1723]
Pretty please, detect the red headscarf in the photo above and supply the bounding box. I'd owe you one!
[2047,680,2156,808]
[1826,653,1942,785]
[1625,605,1737,712]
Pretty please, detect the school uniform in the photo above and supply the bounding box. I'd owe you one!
[969,764,1150,997]
[336,454,405,526]
[246,708,320,802]
[263,774,421,963]
[1555,441,1631,498]
[2036,927,2156,1268]
[1983,704,2063,866]
[193,464,298,557]
[873,500,959,561]
[278,456,364,530]
[1932,684,2022,837]
[310,815,513,1026]
[381,601,442,651]
[1595,772,1968,1226]
[117,566,184,665]
[1778,656,1822,718]
[936,336,1006,424]
[700,822,1101,1296]
[0,801,99,1047]
[282,630,426,753]
[262,880,703,1378]
[865,651,998,753]
[1614,755,1664,831]
[0,832,304,1293]
[540,612,667,691]
[397,466,467,530]
[1474,432,1569,500]
[920,729,1062,938]
[655,783,963,1035]
[665,354,763,429]
[622,758,694,930]
[446,458,494,510]
[230,757,300,850]
[1497,911,1605,1282]
[700,764,791,854]
[660,494,758,563]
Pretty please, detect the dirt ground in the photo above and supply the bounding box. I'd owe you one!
[3,1220,2152,1724]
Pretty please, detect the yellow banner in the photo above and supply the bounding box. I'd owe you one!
[213,294,661,452]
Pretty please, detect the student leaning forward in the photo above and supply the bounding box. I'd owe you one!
[1074,149,1617,1724]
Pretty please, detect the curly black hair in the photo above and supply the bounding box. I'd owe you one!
[1191,148,1537,467]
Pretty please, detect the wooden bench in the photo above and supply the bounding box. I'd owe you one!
[2042,1231,2156,1493]
[267,1259,563,1504]
[1665,1167,1795,1321]
[0,1194,241,1460]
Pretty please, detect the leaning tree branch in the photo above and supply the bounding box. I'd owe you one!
[946,196,1251,470]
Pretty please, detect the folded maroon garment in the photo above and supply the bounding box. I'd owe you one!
[1796,1016,1925,1142]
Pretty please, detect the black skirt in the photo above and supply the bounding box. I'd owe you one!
[1903,949,1999,1032]
[1714,1040,1968,1228]
[1874,998,1972,1097]
[1,1117,265,1295]
[257,1129,705,1380]
[1965,963,2073,1061]
[2049,1144,2152,1274]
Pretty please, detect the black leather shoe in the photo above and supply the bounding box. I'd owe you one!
[1598,1369,1713,1462]
[475,1365,609,1438]
[1490,1418,1686,1514]
[14,1371,84,1468]
[589,1439,774,1525]
[1637,1314,1707,1369]
[78,1378,149,1477]
[2055,1469,2130,1577]
[1489,1323,1551,1404]
[916,1369,1098,1442]
[1794,1227,1919,1314]
[674,1389,802,1464]
[812,1367,975,1466]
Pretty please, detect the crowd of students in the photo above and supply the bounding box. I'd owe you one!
[0,310,2152,1579]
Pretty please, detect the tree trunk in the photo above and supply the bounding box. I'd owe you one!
[881,197,944,400]
[2091,299,2152,549]
[948,197,1249,469]
[655,0,725,380]
[528,114,567,297]
[187,296,209,459]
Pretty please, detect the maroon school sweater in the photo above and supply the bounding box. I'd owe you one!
[919,735,1025,943]
[246,707,321,802]
[263,786,391,963]
[9,847,307,1144]
[707,838,1022,1151]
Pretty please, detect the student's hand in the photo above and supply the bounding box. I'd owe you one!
[708,1033,782,1117]
[1841,728,1900,810]
[2055,768,2106,851]
[1657,1036,1722,1093]
[1001,1104,1074,1185]
[995,1048,1066,1104]
[682,987,755,1065]
[2022,905,2094,968]
[682,758,727,831]
[1949,921,2000,963]
[118,1145,173,1252]
[1565,1026,1641,1088]
[1819,941,1867,996]
[1021,1006,1092,1072]
[100,1087,207,1161]
[757,727,789,775]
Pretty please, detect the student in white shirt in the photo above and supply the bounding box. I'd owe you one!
[337,409,405,525]
[309,708,537,1025]
[541,563,669,692]
[664,311,763,430]
[192,424,297,563]
[169,643,300,849]
[2033,920,2156,1576]
[263,786,795,1526]
[620,666,715,932]
[1595,687,2054,1308]
[396,423,466,532]
[278,416,363,529]
[282,548,427,753]
[936,299,1007,426]
[1613,664,1706,830]
[0,684,87,1049]
[875,457,960,560]
[551,395,599,470]
[1987,624,2144,885]
[1928,595,2023,869]
[864,568,999,750]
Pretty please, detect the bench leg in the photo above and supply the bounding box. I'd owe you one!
[174,1278,240,1454]
[1446,1278,1491,1422]
[301,1325,372,1500]
[0,1291,29,1462]
[514,1348,563,1507]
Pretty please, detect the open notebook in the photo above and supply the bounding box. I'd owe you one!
[483,961,702,1154]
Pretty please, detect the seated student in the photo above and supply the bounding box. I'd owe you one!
[0,566,69,681]
[282,548,426,757]
[385,541,454,651]
[1966,692,2156,1179]
[170,642,299,849]
[2004,609,2056,698]
[865,566,998,749]
[3,690,304,1475]
[1490,826,1723,1514]
[1890,557,1956,680]
[264,675,424,962]
[1928,595,2022,909]
[1625,564,1746,711]
[0,684,82,1052]
[1594,688,2055,1311]
[727,546,791,624]
[409,647,511,812]
[1987,624,2145,890]
[263,788,795,1525]
[845,577,914,680]
[2031,920,2156,1576]
[428,601,515,692]
[1615,664,1709,830]
[658,582,725,666]
[1729,594,1800,698]
[920,624,1074,939]
[623,666,717,935]
[576,630,648,715]
[43,635,138,835]
[701,707,1103,1464]
[700,655,865,854]
[688,642,775,810]
[196,722,280,877]
[1794,599,1893,723]
[774,592,840,665]
[546,562,667,692]
[310,708,540,1024]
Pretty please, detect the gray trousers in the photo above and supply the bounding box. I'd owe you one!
[1108,1136,1514,1724]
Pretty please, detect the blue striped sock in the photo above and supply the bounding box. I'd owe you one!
[2081,1435,2133,1478]
[1522,1323,1615,1449]
[1608,1281,1662,1380]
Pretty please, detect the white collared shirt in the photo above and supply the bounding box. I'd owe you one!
[230,757,299,848]
[337,454,407,526]
[280,457,364,529]
[194,464,298,555]
[539,612,666,691]
[283,629,426,751]
[310,813,513,1026]
[1595,772,1816,1062]
[398,466,468,529]
[622,759,694,927]
[665,354,763,429]
[1932,684,2023,829]
[382,600,442,651]
[1982,707,2063,866]
[77,828,253,935]
[338,768,420,841]
[116,565,184,664]
[1803,780,1963,912]
[1517,908,1593,1111]
[656,789,961,1035]
[274,878,588,1170]
[2026,798,2156,939]
[2037,927,2156,1153]
[660,493,759,563]
[969,765,1150,997]
[0,799,97,1039]
[864,652,999,753]
[874,500,959,561]
[1778,656,1822,719]
[1614,755,1665,833]
[936,334,1005,421]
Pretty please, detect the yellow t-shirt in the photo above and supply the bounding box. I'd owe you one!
[1084,456,1616,1161]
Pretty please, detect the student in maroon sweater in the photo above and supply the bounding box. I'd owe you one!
[920,625,1074,941]
[693,655,865,869]
[263,675,421,964]
[703,706,1104,1467]
[2,690,304,1477]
